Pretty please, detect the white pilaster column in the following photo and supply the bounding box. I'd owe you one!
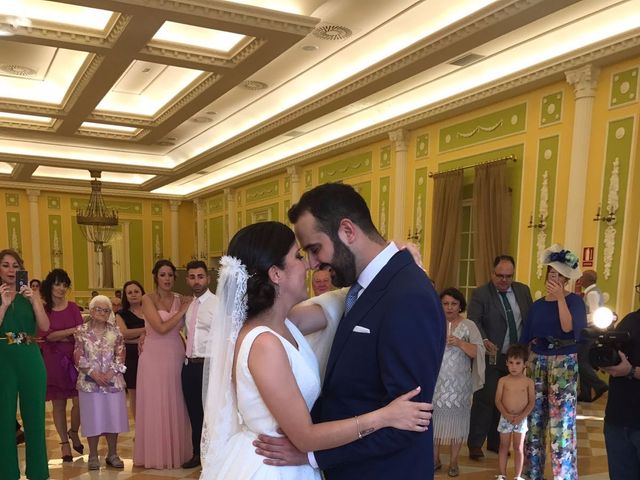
[287,166,302,206]
[26,189,42,277]
[169,200,181,263]
[388,129,410,240]
[225,188,237,247]
[565,64,599,253]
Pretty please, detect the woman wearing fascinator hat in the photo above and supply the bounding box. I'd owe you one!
[520,244,587,480]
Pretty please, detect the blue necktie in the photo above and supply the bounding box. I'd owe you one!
[344,282,363,317]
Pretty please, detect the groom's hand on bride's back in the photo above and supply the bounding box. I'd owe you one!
[254,430,308,466]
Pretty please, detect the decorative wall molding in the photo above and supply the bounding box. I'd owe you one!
[603,158,620,279]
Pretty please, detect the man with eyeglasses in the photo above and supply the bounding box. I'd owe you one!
[467,255,533,460]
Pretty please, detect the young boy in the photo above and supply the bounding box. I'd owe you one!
[495,344,535,480]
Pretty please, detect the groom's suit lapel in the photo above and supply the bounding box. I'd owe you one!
[323,249,412,385]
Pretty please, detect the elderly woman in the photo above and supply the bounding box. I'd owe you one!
[433,287,485,477]
[520,244,586,480]
[0,249,50,480]
[39,268,84,461]
[73,295,128,470]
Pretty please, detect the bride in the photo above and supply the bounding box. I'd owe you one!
[200,221,430,479]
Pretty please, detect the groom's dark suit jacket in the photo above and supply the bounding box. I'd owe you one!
[311,249,446,480]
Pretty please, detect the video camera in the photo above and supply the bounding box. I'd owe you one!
[582,327,631,368]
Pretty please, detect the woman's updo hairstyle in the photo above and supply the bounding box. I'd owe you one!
[152,259,176,285]
[227,221,296,318]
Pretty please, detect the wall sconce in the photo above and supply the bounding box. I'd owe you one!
[593,204,616,225]
[527,212,546,229]
[407,228,421,242]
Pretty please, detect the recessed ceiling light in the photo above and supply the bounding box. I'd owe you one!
[156,140,176,146]
[205,110,217,115]
[312,25,352,41]
[302,45,319,51]
[191,116,213,123]
[242,80,268,90]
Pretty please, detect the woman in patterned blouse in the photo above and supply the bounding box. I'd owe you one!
[73,295,129,470]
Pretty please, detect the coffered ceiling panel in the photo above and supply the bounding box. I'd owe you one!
[0,0,638,196]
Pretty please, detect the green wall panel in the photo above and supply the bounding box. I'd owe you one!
[246,181,279,204]
[380,146,391,169]
[597,117,635,304]
[5,193,19,207]
[208,217,224,253]
[318,152,372,183]
[379,177,390,238]
[48,215,63,268]
[6,212,22,254]
[415,134,429,158]
[246,203,279,225]
[152,221,164,260]
[413,168,428,251]
[540,92,563,126]
[207,194,224,213]
[71,219,89,290]
[529,135,559,296]
[439,103,526,152]
[128,220,144,288]
[610,67,638,107]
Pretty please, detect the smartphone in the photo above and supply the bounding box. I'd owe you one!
[16,270,28,290]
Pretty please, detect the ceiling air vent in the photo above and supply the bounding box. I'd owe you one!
[0,64,37,77]
[312,24,352,41]
[449,53,485,67]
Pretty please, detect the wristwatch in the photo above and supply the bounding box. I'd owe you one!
[627,366,637,380]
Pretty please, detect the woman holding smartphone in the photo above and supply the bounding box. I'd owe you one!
[520,244,586,480]
[0,249,50,480]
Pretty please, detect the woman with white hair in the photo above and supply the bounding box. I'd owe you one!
[73,295,128,470]
[519,244,587,480]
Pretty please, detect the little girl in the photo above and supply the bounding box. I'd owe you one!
[495,344,535,480]
[73,295,129,470]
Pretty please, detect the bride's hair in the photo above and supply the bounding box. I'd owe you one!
[227,221,295,318]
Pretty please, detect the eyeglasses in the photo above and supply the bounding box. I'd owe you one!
[494,274,514,280]
[92,307,111,314]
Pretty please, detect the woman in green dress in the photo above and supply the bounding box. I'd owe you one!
[0,249,50,480]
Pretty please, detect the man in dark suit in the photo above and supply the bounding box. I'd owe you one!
[467,255,532,459]
[254,183,445,479]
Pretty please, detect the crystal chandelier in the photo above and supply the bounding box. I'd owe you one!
[76,171,118,252]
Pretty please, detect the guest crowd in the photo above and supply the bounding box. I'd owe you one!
[1,233,638,480]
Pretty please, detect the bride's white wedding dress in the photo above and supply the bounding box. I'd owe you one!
[206,319,322,479]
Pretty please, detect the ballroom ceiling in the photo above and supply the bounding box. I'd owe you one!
[0,0,639,198]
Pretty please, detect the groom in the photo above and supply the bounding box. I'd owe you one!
[255,183,445,479]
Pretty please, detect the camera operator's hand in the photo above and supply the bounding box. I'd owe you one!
[602,351,632,377]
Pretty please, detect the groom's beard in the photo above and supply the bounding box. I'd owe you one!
[327,238,357,288]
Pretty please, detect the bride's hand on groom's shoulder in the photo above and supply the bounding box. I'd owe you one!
[253,432,308,466]
[384,386,432,432]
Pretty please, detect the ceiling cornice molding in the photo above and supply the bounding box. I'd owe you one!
[139,37,267,70]
[188,30,640,199]
[0,178,181,199]
[0,152,170,175]
[109,0,319,35]
[150,0,575,190]
[62,54,106,113]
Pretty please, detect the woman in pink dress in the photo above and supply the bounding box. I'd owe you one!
[134,259,192,469]
[39,269,84,462]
